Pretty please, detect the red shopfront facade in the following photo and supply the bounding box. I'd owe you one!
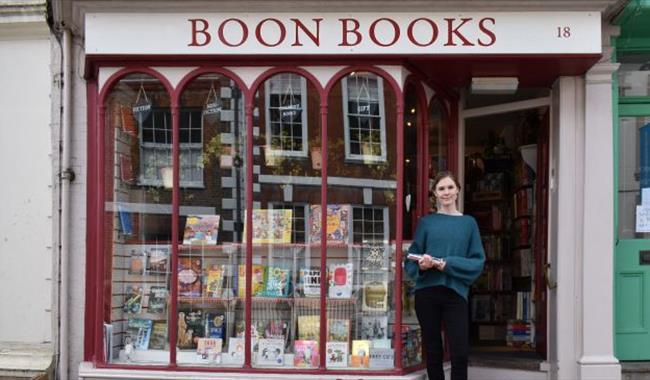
[81,11,603,378]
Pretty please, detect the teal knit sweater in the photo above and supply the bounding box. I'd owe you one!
[404,213,485,300]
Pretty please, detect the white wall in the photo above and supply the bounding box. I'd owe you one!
[0,25,53,343]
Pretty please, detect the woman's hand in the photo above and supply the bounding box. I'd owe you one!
[433,259,446,272]
[418,254,434,270]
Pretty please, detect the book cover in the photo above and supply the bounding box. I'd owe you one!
[297,315,320,341]
[362,280,389,312]
[120,105,138,136]
[263,266,290,297]
[309,204,351,243]
[299,268,321,297]
[361,241,389,271]
[471,295,492,322]
[350,340,371,368]
[125,318,153,350]
[196,338,223,360]
[148,321,168,350]
[369,347,394,369]
[147,286,168,314]
[203,265,226,298]
[147,245,170,274]
[128,248,146,275]
[360,315,388,340]
[227,337,245,363]
[325,341,348,368]
[117,205,133,236]
[327,318,350,342]
[237,264,266,297]
[257,338,285,366]
[177,310,205,349]
[123,285,144,314]
[293,340,319,368]
[328,263,353,298]
[178,257,202,297]
[264,320,289,341]
[246,209,293,244]
[183,215,221,245]
[205,312,225,339]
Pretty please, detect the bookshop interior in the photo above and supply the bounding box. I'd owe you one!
[100,67,549,372]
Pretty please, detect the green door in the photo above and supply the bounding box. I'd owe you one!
[615,104,650,360]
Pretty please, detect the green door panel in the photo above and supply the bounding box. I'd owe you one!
[615,239,650,360]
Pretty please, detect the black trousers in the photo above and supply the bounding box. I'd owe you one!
[415,286,469,380]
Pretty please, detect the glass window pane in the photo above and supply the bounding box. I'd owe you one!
[325,72,397,370]
[251,74,322,369]
[619,53,650,97]
[104,73,172,365]
[175,73,246,367]
[618,116,650,239]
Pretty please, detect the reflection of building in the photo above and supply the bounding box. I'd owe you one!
[37,2,640,380]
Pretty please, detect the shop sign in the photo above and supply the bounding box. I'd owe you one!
[86,12,601,55]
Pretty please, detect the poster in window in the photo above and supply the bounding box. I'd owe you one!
[244,209,292,244]
[309,204,351,244]
[183,215,220,245]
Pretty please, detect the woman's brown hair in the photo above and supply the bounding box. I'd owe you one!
[431,171,461,193]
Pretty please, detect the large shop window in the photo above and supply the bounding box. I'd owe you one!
[99,68,423,372]
[342,73,387,163]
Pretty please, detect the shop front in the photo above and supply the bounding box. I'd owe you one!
[59,4,624,380]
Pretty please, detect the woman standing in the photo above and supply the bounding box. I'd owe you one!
[404,171,485,380]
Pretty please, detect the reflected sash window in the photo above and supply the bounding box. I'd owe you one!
[265,74,308,157]
[343,74,387,162]
[352,206,388,243]
[140,108,204,187]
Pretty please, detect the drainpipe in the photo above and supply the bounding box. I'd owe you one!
[58,26,73,380]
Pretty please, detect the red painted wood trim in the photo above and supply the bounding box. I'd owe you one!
[394,98,405,369]
[448,98,459,175]
[318,101,328,369]
[173,67,249,104]
[244,101,255,369]
[94,105,106,364]
[84,79,97,361]
[170,105,180,365]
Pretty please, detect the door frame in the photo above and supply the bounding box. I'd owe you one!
[459,94,551,357]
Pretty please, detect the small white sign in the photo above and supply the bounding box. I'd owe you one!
[642,188,650,207]
[636,205,650,233]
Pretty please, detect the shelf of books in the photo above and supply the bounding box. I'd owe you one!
[466,156,537,351]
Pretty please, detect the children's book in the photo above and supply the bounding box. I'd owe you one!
[147,245,170,274]
[227,337,245,362]
[328,263,353,298]
[325,341,349,368]
[327,318,350,342]
[204,312,225,339]
[257,338,285,366]
[263,266,290,297]
[128,248,146,275]
[294,340,319,368]
[369,347,395,369]
[123,285,144,314]
[147,286,168,314]
[246,209,293,244]
[309,204,351,243]
[350,340,371,368]
[183,215,221,245]
[117,205,133,235]
[297,315,320,341]
[237,264,266,297]
[362,280,388,312]
[125,318,153,350]
[264,320,289,341]
[203,265,226,298]
[361,241,389,271]
[177,310,205,349]
[148,321,168,350]
[196,338,223,360]
[178,257,202,297]
[299,268,321,297]
[360,315,388,340]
